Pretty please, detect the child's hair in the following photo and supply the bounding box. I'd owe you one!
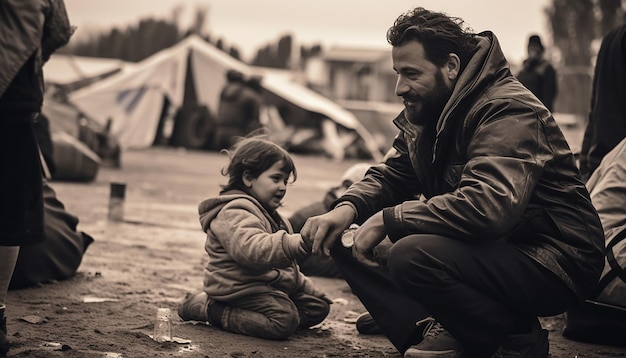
[220,136,297,194]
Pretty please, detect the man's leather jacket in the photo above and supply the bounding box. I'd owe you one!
[341,32,604,299]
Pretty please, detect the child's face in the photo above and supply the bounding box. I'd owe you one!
[244,160,290,212]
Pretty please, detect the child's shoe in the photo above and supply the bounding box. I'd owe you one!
[178,292,210,322]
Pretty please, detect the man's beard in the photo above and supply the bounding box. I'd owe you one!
[403,71,453,126]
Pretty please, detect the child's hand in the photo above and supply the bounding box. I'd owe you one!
[300,235,313,255]
[285,235,310,260]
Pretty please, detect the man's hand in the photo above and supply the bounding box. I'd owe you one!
[352,211,386,267]
[301,205,355,256]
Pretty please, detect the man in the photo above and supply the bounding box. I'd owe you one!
[0,0,73,356]
[579,22,626,181]
[301,7,604,358]
[516,34,558,112]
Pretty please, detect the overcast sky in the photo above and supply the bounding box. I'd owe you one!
[63,0,552,64]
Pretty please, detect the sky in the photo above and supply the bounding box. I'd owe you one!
[63,0,553,65]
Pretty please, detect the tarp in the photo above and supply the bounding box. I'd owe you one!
[69,42,187,149]
[44,54,129,86]
[68,35,382,160]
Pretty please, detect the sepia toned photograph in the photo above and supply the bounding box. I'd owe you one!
[1,0,625,357]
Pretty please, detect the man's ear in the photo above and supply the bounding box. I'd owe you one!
[445,53,461,81]
[242,171,253,187]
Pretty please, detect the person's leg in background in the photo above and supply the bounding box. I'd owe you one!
[0,119,45,357]
[0,247,20,356]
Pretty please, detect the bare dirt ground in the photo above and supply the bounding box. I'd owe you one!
[5,122,626,357]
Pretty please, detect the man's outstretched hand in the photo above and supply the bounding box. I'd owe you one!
[301,204,355,256]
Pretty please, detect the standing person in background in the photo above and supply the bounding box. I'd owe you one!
[579,22,626,181]
[213,69,246,150]
[0,0,73,356]
[212,71,264,150]
[516,34,558,112]
[244,75,265,135]
[301,7,603,357]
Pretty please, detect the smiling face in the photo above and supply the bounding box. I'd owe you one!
[243,160,290,212]
[392,41,456,126]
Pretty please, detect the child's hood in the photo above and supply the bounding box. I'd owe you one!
[197,190,260,231]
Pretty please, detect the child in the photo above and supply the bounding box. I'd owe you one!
[178,136,332,340]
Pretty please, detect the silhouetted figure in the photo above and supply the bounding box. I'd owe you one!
[517,35,558,111]
[0,0,73,355]
[579,23,626,181]
[244,75,265,134]
[212,70,264,150]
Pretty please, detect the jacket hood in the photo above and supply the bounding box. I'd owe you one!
[198,190,262,232]
[436,31,509,134]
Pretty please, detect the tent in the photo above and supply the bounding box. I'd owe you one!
[44,54,129,92]
[68,35,383,161]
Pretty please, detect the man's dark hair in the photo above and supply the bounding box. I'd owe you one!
[386,7,478,72]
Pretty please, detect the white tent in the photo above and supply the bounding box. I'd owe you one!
[69,35,382,161]
[44,55,130,87]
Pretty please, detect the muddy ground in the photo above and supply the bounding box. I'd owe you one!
[4,121,626,357]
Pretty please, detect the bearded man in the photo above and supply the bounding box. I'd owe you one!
[301,7,604,358]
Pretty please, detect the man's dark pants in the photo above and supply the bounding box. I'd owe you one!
[332,234,576,357]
